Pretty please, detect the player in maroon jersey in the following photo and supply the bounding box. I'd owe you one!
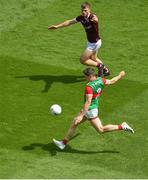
[48,2,110,77]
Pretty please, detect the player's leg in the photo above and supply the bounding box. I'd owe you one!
[89,116,122,133]
[63,116,87,142]
[80,49,104,76]
[90,117,134,133]
[90,51,110,76]
[53,115,87,149]
[90,51,103,64]
[80,49,99,66]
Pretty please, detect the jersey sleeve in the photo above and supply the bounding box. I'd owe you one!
[102,78,107,85]
[85,85,93,94]
[90,13,98,19]
[75,15,82,22]
[72,18,78,23]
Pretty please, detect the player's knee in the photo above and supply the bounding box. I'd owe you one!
[90,55,95,61]
[80,57,84,64]
[98,127,105,134]
[80,56,87,64]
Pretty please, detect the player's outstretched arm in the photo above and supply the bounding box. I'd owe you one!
[48,19,77,30]
[105,71,125,85]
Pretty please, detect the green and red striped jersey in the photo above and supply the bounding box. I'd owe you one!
[85,77,106,110]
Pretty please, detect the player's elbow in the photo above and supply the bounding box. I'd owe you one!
[107,79,114,85]
[65,20,73,26]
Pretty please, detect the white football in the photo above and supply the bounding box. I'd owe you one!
[50,104,62,115]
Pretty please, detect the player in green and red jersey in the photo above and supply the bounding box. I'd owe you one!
[53,68,134,150]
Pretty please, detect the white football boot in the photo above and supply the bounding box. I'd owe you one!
[121,122,134,133]
[53,138,65,150]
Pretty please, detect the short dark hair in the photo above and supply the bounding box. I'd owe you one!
[81,2,91,9]
[83,68,96,76]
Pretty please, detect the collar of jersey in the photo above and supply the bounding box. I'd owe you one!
[86,13,91,19]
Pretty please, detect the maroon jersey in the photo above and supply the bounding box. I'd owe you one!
[75,13,100,43]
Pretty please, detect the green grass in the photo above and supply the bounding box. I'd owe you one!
[0,0,148,178]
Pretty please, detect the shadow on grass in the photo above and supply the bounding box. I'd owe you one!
[22,143,120,156]
[15,74,148,119]
[15,75,84,92]
[15,75,148,112]
[22,134,120,156]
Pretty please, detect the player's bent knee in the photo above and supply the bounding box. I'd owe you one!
[80,57,84,64]
[90,55,95,61]
[80,59,87,65]
[97,127,104,134]
[80,59,84,65]
[80,56,87,64]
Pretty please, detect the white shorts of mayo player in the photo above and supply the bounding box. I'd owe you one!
[86,39,102,52]
[85,108,98,119]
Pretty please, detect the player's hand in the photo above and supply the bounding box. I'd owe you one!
[120,71,126,77]
[48,25,58,30]
[90,15,98,23]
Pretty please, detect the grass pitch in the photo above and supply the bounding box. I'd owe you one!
[0,0,148,178]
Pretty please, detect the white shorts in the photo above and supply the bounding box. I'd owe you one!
[85,108,98,119]
[86,39,102,52]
